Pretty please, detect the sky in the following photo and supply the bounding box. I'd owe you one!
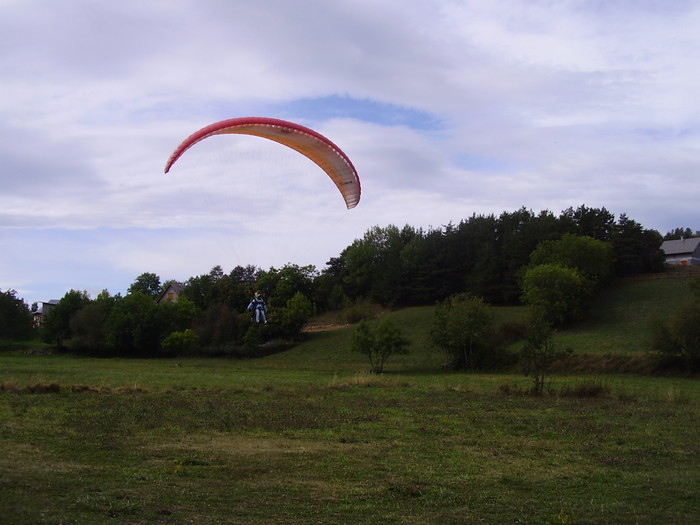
[1,0,699,306]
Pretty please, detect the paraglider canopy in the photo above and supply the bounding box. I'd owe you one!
[165,117,361,209]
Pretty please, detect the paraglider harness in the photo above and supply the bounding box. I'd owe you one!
[247,292,268,324]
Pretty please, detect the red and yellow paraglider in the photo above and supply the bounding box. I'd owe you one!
[165,117,361,209]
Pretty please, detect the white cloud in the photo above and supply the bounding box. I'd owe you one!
[1,0,699,305]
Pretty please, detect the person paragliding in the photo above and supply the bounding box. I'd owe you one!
[247,291,268,324]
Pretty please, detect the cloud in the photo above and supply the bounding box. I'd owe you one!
[1,0,699,305]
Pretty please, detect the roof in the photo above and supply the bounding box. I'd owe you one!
[163,282,185,293]
[36,300,59,314]
[157,282,185,303]
[661,237,700,256]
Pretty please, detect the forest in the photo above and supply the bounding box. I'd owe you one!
[1,204,694,360]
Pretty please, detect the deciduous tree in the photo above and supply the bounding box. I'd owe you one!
[351,316,410,374]
[128,272,162,298]
[528,234,614,286]
[0,289,34,340]
[521,313,572,394]
[520,264,592,326]
[430,293,502,369]
[41,290,91,347]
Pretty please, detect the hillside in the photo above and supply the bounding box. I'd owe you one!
[554,276,691,353]
[275,274,696,374]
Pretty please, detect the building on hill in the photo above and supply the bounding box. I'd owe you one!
[157,282,185,303]
[660,237,700,265]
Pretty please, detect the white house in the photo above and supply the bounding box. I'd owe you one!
[660,237,700,266]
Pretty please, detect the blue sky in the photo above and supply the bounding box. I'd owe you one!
[1,0,699,306]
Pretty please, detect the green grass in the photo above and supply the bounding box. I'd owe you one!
[1,276,699,524]
[1,379,698,524]
[555,277,694,355]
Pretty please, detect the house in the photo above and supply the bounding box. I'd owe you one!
[660,237,700,266]
[157,282,185,303]
[32,299,59,328]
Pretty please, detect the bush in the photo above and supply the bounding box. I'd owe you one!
[649,298,700,371]
[351,316,410,374]
[430,294,506,370]
[161,329,199,356]
[343,300,380,324]
[242,323,266,350]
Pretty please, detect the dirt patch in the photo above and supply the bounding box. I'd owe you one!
[149,433,351,458]
[303,323,350,333]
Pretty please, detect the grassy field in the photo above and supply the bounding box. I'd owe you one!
[1,276,699,524]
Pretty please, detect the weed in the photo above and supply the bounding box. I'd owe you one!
[544,509,577,525]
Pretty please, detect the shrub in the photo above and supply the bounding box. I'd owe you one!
[343,300,380,324]
[161,329,199,356]
[351,316,410,374]
[649,298,700,371]
[430,294,505,370]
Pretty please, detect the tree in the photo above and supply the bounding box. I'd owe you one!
[611,214,664,275]
[194,303,242,347]
[560,205,615,241]
[399,227,448,304]
[459,215,501,302]
[528,234,614,286]
[351,316,410,374]
[430,293,502,369]
[128,272,162,298]
[105,292,169,357]
[41,290,91,347]
[520,264,592,326]
[278,292,314,340]
[493,208,563,303]
[0,289,34,340]
[339,225,417,305]
[256,264,318,307]
[664,227,696,240]
[521,313,572,394]
[66,291,118,355]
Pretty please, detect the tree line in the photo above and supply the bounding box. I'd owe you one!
[320,205,665,308]
[0,204,691,360]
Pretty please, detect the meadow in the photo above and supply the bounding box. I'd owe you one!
[1,276,699,524]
